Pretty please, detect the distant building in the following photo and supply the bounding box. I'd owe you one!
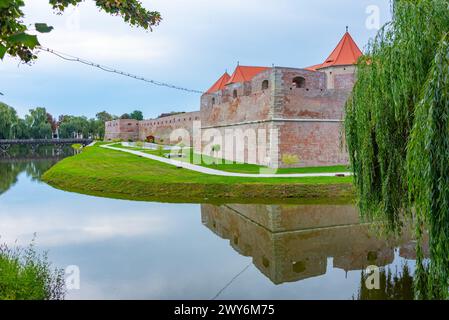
[105,32,362,168]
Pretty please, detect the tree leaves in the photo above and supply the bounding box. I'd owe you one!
[0,44,7,59]
[0,0,10,9]
[7,33,39,48]
[0,1,161,62]
[35,23,53,33]
[345,0,449,299]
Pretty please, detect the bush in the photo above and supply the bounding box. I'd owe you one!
[135,141,144,148]
[282,154,300,166]
[0,241,66,300]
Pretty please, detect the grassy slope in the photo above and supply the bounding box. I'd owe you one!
[42,145,354,203]
[115,144,350,174]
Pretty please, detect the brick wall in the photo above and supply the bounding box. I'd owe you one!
[105,119,140,141]
[138,111,201,144]
[106,66,354,167]
[199,67,351,168]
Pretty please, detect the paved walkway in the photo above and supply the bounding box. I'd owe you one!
[101,144,352,178]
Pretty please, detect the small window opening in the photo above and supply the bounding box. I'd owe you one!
[292,76,306,88]
[262,80,269,90]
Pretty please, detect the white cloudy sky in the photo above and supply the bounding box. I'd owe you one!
[0,0,391,119]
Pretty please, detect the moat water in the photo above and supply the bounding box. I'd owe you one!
[0,147,418,299]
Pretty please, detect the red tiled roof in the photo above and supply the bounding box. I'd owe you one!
[304,64,323,72]
[307,32,362,71]
[206,72,231,94]
[227,66,269,84]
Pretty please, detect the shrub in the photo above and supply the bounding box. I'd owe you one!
[0,241,66,300]
[282,154,300,166]
[135,141,144,148]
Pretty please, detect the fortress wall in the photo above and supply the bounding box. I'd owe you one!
[277,121,348,167]
[198,69,275,166]
[195,121,275,167]
[105,119,140,141]
[320,65,357,89]
[105,67,353,167]
[274,68,351,167]
[138,111,201,144]
[200,69,273,128]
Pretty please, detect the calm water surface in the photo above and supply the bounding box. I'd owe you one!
[0,147,418,299]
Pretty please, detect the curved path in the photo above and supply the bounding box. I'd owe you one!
[101,144,352,178]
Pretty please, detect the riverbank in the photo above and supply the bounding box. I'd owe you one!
[42,145,355,203]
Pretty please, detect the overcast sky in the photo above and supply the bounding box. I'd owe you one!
[0,0,391,119]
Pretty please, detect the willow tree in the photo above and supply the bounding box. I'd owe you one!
[345,0,449,299]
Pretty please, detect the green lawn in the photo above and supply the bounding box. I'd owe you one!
[111,143,350,174]
[42,145,354,203]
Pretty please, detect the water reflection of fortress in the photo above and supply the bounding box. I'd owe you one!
[201,204,421,284]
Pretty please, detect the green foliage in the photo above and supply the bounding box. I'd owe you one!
[118,110,144,120]
[355,264,414,300]
[25,107,53,139]
[0,102,18,139]
[345,0,449,299]
[0,0,161,62]
[0,103,113,140]
[34,23,53,33]
[129,110,144,121]
[157,144,164,156]
[407,34,449,299]
[95,111,114,123]
[282,154,300,166]
[0,240,65,300]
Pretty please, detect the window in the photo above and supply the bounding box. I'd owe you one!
[262,80,269,90]
[292,76,306,88]
[233,90,238,98]
[212,97,216,105]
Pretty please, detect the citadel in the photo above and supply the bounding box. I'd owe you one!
[105,31,362,168]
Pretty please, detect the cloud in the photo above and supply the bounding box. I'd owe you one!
[38,30,174,65]
[0,205,173,247]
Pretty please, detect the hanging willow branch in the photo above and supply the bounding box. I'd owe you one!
[407,33,449,299]
[345,0,449,299]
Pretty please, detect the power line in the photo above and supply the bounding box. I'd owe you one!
[37,46,205,94]
[211,262,252,300]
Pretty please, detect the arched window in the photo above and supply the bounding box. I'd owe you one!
[233,90,238,99]
[292,76,306,88]
[262,80,269,90]
[212,97,216,105]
